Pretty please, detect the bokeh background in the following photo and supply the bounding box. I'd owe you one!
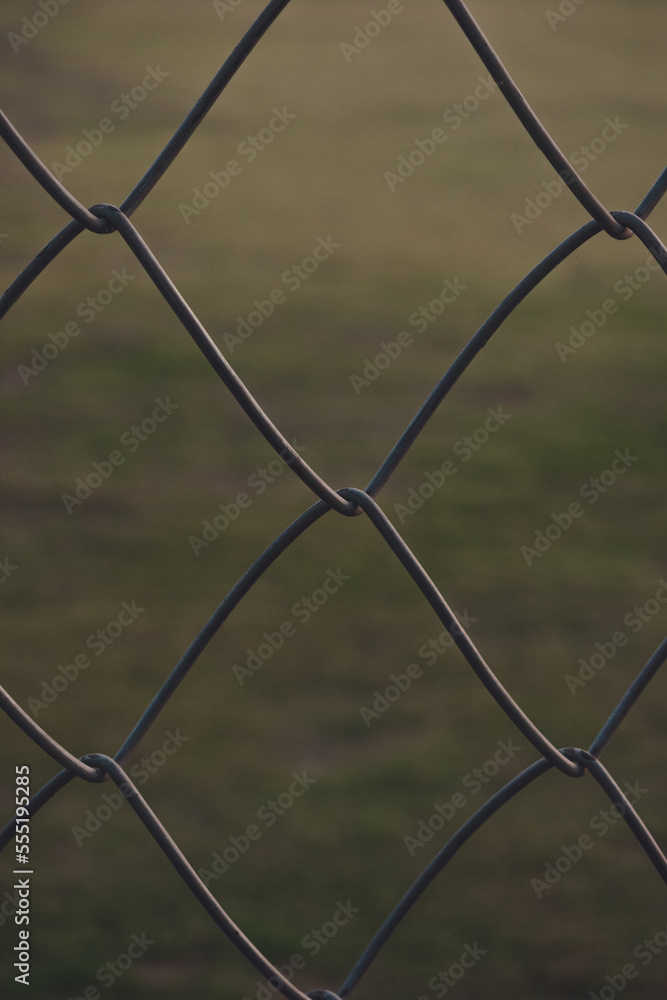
[1,1,666,997]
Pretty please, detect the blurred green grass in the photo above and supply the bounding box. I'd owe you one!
[0,1,666,998]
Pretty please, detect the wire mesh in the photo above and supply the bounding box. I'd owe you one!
[1,1,666,996]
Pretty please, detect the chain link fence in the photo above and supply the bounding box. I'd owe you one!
[1,1,666,996]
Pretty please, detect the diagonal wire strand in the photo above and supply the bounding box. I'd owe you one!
[341,489,584,776]
[0,0,293,315]
[92,204,356,516]
[85,754,314,1000]
[441,0,630,239]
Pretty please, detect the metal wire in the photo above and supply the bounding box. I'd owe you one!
[1,1,666,996]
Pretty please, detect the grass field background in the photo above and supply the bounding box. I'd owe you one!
[1,1,666,998]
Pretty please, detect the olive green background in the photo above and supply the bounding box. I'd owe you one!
[1,1,666,998]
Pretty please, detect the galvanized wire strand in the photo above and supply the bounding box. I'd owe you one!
[0,685,103,782]
[441,0,630,240]
[0,110,111,234]
[337,756,554,997]
[120,0,294,216]
[0,501,329,847]
[635,165,667,221]
[86,754,313,1000]
[0,219,83,319]
[367,210,667,500]
[341,489,584,777]
[579,753,667,884]
[1,0,293,314]
[340,747,667,996]
[589,636,667,758]
[366,219,602,497]
[115,500,330,764]
[92,204,357,516]
[610,211,667,271]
